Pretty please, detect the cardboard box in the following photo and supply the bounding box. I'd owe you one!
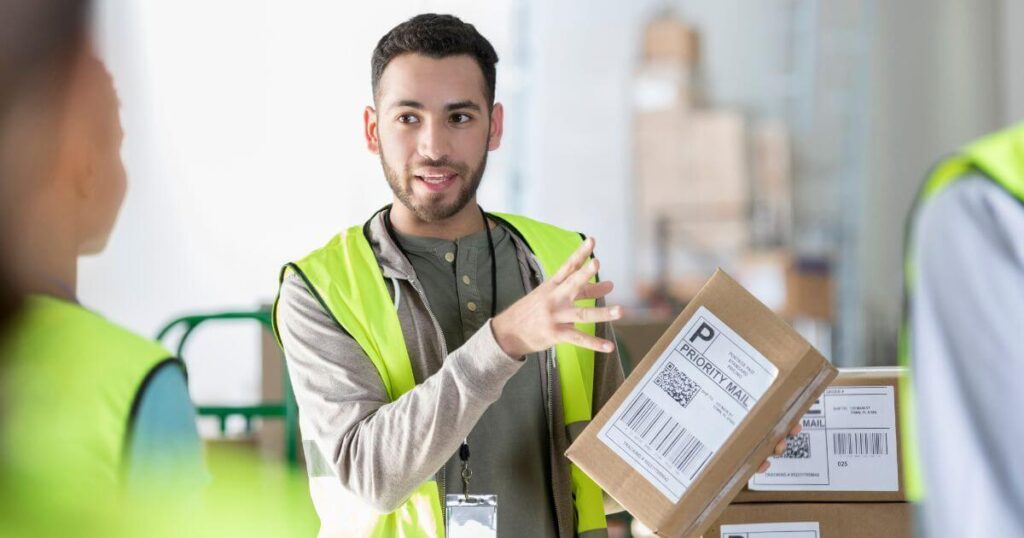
[635,108,749,215]
[704,502,913,538]
[751,120,793,245]
[643,16,701,66]
[782,258,832,320]
[736,367,906,503]
[567,270,837,538]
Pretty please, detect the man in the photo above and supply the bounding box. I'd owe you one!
[902,123,1024,536]
[276,14,793,538]
[0,26,205,522]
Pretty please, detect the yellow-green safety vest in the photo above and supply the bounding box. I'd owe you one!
[274,212,607,537]
[1,295,175,513]
[900,122,1024,502]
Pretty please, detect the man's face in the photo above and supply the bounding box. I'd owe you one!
[365,53,503,223]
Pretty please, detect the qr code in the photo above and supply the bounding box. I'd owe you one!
[779,432,812,459]
[654,363,700,408]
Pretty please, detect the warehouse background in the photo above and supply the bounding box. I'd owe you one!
[79,0,1022,436]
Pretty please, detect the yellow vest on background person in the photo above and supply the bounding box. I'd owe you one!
[2,295,175,495]
[0,294,175,535]
[274,212,607,537]
[899,123,1024,502]
[0,295,319,537]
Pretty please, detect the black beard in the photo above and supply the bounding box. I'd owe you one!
[380,147,488,223]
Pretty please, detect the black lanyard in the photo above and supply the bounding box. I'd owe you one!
[382,204,497,497]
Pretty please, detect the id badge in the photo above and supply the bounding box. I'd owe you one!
[445,494,497,538]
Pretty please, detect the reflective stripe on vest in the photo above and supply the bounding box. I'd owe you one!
[899,123,1024,502]
[274,213,607,536]
[2,295,174,502]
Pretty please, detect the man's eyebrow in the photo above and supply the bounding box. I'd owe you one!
[445,100,482,112]
[391,99,425,110]
[387,99,483,112]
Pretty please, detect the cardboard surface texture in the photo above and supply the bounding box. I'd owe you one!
[704,502,913,538]
[567,270,837,538]
[736,367,906,503]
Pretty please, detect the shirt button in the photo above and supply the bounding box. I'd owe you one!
[462,275,471,285]
[444,252,455,263]
[467,302,478,312]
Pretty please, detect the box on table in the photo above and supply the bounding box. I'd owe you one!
[704,502,913,538]
[736,367,906,503]
[566,270,837,538]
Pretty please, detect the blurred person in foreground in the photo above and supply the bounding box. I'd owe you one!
[901,122,1024,537]
[0,3,317,536]
[0,0,206,524]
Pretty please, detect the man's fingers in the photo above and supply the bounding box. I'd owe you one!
[556,327,615,353]
[774,437,788,456]
[789,424,802,437]
[555,305,623,324]
[561,257,600,298]
[550,237,595,285]
[757,461,771,473]
[576,280,614,300]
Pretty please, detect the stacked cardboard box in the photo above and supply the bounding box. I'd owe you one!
[569,271,837,538]
[751,120,793,246]
[706,502,912,537]
[701,367,913,537]
[633,15,797,304]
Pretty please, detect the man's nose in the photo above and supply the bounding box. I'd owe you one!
[417,118,451,162]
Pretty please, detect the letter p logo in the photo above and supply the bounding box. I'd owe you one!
[689,321,716,344]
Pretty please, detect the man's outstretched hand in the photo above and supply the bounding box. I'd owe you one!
[492,237,623,359]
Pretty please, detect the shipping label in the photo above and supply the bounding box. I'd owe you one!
[748,385,898,492]
[598,306,778,502]
[720,521,820,538]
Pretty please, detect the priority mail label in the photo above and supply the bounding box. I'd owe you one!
[720,521,820,538]
[748,385,898,492]
[597,306,778,502]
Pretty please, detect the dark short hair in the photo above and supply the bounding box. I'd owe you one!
[371,14,499,107]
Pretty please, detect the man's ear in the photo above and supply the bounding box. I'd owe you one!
[364,106,380,154]
[488,102,504,151]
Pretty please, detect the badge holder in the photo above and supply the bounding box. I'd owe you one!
[445,441,497,537]
[446,494,497,537]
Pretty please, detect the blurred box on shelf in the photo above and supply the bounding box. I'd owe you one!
[643,15,700,66]
[751,120,794,245]
[784,257,832,320]
[635,108,750,215]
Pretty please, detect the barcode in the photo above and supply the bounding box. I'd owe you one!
[620,394,711,477]
[832,432,888,456]
[653,362,701,408]
[779,432,812,459]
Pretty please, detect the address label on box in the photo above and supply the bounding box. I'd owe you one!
[597,305,778,502]
[720,521,820,538]
[748,385,898,492]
